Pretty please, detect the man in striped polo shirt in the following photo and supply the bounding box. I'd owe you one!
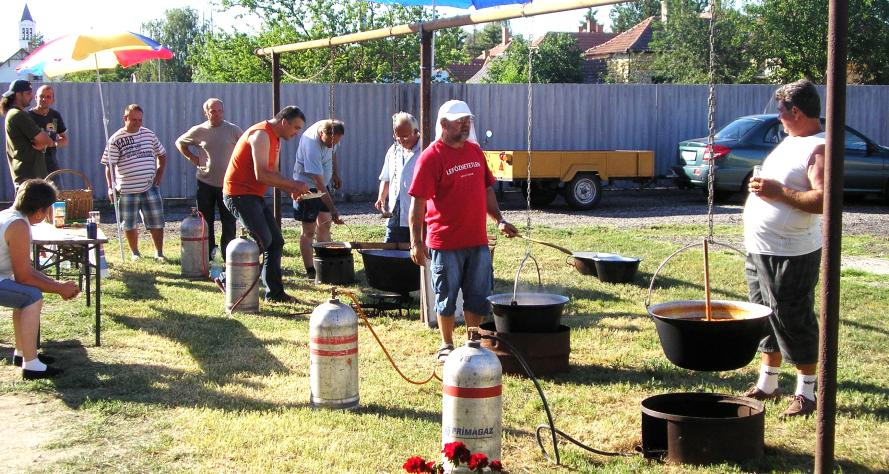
[102,104,168,261]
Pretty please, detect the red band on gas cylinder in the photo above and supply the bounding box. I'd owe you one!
[310,348,358,356]
[227,261,259,267]
[311,335,358,345]
[442,384,502,398]
[181,237,208,242]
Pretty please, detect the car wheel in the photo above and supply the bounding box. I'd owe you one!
[564,174,602,210]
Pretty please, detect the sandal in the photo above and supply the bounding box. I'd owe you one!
[435,343,454,364]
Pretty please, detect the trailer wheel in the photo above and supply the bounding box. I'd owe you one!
[564,174,602,210]
[520,187,558,207]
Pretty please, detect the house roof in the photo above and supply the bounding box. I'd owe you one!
[475,41,510,61]
[585,16,656,58]
[21,4,33,22]
[531,31,616,53]
[446,58,485,83]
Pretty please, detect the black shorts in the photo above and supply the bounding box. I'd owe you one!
[292,188,330,222]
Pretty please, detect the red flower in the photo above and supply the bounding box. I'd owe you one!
[442,441,472,465]
[467,452,489,471]
[490,459,504,471]
[403,456,435,473]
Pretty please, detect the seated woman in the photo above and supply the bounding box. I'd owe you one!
[2,179,80,379]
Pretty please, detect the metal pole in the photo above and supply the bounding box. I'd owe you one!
[272,52,282,226]
[816,0,847,471]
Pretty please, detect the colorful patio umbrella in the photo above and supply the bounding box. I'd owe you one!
[16,31,173,78]
[369,0,527,7]
[17,31,174,261]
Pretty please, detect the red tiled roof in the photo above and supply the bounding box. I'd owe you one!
[475,41,511,61]
[585,17,656,58]
[446,59,485,83]
[531,31,616,53]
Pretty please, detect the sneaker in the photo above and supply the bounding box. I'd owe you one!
[155,255,167,263]
[13,353,56,367]
[22,365,63,380]
[435,343,455,365]
[781,394,816,418]
[742,383,782,401]
[130,254,142,261]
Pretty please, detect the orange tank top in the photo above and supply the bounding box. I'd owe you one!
[223,121,280,196]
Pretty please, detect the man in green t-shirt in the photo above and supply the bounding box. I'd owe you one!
[2,80,54,188]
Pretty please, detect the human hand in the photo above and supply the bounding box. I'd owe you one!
[153,174,163,186]
[291,181,310,196]
[331,212,345,225]
[374,198,385,212]
[107,187,115,200]
[58,281,81,300]
[332,174,343,190]
[498,220,518,238]
[749,177,781,200]
[410,242,428,266]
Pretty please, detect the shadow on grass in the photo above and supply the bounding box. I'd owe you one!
[42,341,308,412]
[750,444,874,473]
[841,319,889,337]
[541,362,750,389]
[114,305,289,383]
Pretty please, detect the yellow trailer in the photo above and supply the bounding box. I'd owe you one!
[484,150,655,209]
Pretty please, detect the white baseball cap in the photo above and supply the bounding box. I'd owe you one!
[437,100,474,121]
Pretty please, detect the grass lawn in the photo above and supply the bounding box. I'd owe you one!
[2,222,887,473]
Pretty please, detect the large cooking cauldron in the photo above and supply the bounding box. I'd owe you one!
[641,392,765,464]
[313,241,352,257]
[648,300,771,371]
[488,293,569,333]
[594,255,641,283]
[359,249,420,295]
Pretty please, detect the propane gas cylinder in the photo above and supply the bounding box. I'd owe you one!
[441,329,502,461]
[225,236,260,313]
[181,207,209,278]
[309,291,359,409]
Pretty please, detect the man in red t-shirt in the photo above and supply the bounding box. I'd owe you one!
[408,100,518,363]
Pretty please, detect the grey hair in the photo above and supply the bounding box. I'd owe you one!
[392,112,418,131]
[203,98,223,113]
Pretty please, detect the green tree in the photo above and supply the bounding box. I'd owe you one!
[483,34,584,84]
[745,0,889,84]
[610,0,661,33]
[648,0,759,84]
[579,8,599,29]
[463,21,508,59]
[137,7,210,82]
[199,0,467,83]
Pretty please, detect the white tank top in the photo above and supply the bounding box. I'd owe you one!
[0,208,28,281]
[743,135,823,256]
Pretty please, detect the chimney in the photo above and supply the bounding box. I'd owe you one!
[579,25,585,33]
[501,25,510,45]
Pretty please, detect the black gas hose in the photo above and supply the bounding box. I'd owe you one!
[479,334,636,466]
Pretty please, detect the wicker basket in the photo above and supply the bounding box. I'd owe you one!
[46,169,93,221]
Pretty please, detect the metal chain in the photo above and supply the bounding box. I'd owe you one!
[328,46,337,119]
[525,42,534,237]
[705,0,718,241]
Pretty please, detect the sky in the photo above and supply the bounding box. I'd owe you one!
[3,0,614,58]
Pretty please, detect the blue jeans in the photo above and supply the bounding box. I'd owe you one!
[0,278,42,309]
[429,245,493,317]
[223,194,286,299]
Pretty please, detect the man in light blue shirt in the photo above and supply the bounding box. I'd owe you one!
[375,112,421,243]
[293,119,345,279]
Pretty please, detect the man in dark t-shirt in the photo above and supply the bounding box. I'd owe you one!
[2,80,53,188]
[29,85,68,174]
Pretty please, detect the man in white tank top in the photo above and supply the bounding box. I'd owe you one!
[741,80,825,418]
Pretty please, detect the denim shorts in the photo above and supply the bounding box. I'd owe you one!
[0,278,43,309]
[292,188,330,223]
[746,249,821,365]
[430,245,493,317]
[118,185,164,230]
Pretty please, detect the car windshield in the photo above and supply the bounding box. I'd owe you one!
[715,118,759,140]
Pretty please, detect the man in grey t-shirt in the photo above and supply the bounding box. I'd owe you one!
[176,98,243,261]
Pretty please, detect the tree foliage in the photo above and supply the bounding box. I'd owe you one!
[463,21,508,59]
[193,0,467,83]
[610,0,662,33]
[482,34,584,84]
[138,8,210,82]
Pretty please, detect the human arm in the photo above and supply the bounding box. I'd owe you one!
[31,130,54,151]
[153,153,167,187]
[6,221,80,299]
[486,187,518,237]
[175,129,203,166]
[408,196,428,266]
[250,130,309,195]
[375,181,390,214]
[749,145,825,214]
[55,131,68,148]
[306,173,342,224]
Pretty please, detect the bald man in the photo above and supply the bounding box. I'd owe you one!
[28,85,68,174]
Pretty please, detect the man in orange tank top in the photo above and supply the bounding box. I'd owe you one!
[222,106,310,304]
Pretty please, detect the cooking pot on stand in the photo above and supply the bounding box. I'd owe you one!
[645,240,771,371]
[489,248,571,333]
[359,249,420,295]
